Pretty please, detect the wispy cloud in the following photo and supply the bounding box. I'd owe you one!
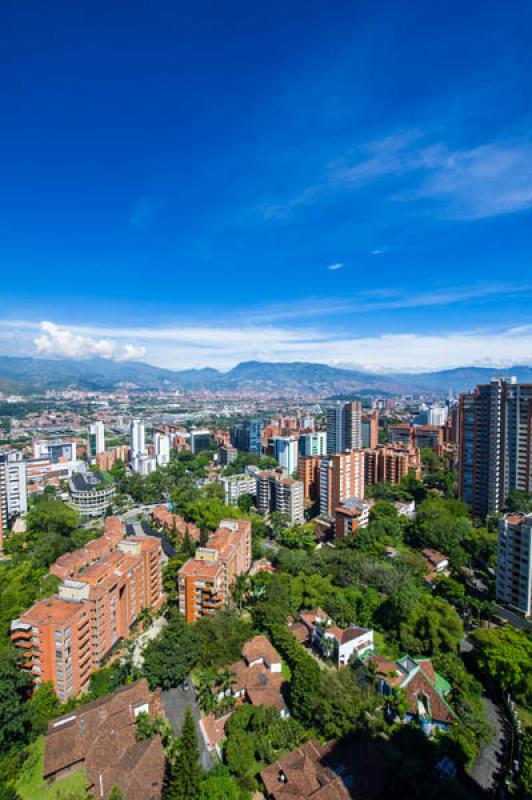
[327,262,344,271]
[258,129,532,222]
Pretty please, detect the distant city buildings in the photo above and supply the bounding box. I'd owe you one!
[221,473,257,505]
[496,513,532,617]
[190,428,212,455]
[319,450,364,517]
[459,377,532,517]
[298,431,326,457]
[326,401,362,454]
[364,444,421,487]
[230,419,263,454]
[154,432,170,466]
[273,435,299,474]
[87,421,105,459]
[256,470,305,525]
[361,412,379,449]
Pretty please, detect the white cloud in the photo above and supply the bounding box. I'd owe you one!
[327,263,344,271]
[34,321,146,361]
[5,316,530,373]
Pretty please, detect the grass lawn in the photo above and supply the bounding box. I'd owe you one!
[281,658,291,681]
[16,737,87,800]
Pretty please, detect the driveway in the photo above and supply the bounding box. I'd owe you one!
[162,685,215,771]
[471,696,506,792]
[131,615,166,669]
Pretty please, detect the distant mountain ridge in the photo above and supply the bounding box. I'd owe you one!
[0,355,531,394]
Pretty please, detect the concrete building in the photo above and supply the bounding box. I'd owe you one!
[273,435,299,475]
[256,470,304,525]
[459,378,532,517]
[68,471,116,517]
[221,473,256,505]
[496,513,532,616]
[154,432,170,467]
[326,401,362,455]
[190,429,211,455]
[87,421,105,459]
[364,445,420,487]
[11,520,164,699]
[361,412,379,449]
[178,519,252,622]
[297,455,321,502]
[220,444,238,466]
[0,451,28,533]
[33,439,77,463]
[129,418,146,473]
[298,431,326,458]
[335,497,372,539]
[319,450,364,517]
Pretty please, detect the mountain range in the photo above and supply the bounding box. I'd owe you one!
[1,356,531,395]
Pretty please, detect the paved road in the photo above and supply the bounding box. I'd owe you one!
[471,697,506,792]
[162,685,215,771]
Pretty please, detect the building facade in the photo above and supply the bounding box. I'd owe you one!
[11,520,164,699]
[255,470,304,524]
[326,401,362,455]
[496,512,532,616]
[298,431,327,457]
[68,471,116,517]
[178,519,252,622]
[88,421,105,459]
[273,435,299,475]
[319,450,364,517]
[459,378,532,517]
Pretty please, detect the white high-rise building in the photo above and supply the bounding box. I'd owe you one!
[273,436,299,475]
[88,422,105,459]
[130,418,146,473]
[496,513,532,617]
[0,452,28,531]
[154,433,171,467]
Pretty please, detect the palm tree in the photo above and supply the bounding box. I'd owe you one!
[231,574,250,612]
[217,667,235,697]
[196,668,217,713]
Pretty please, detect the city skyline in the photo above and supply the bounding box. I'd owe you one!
[2,1,532,371]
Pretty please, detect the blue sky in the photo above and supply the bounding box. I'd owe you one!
[1,0,532,372]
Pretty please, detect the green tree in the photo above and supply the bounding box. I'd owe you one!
[166,707,203,800]
[399,596,463,655]
[108,786,124,800]
[0,648,33,753]
[28,681,60,736]
[143,613,200,690]
[470,627,532,703]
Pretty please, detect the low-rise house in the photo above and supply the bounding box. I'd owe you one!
[394,500,416,519]
[260,738,394,800]
[422,547,450,586]
[315,622,374,667]
[367,654,457,735]
[297,608,374,667]
[219,635,287,716]
[43,679,165,799]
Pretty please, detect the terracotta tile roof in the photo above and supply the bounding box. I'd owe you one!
[299,608,331,632]
[260,740,349,799]
[242,635,281,666]
[21,597,86,627]
[44,679,165,799]
[288,622,310,644]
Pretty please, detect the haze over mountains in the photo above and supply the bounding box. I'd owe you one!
[1,355,532,395]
